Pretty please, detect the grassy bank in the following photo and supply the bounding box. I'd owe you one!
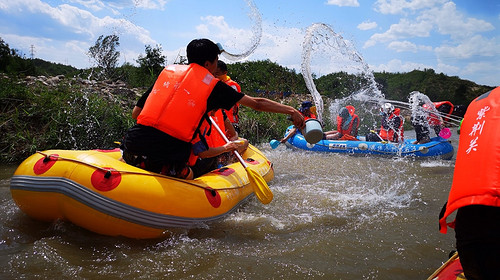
[0,76,136,162]
[0,76,302,163]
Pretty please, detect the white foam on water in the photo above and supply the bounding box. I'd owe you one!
[420,161,453,168]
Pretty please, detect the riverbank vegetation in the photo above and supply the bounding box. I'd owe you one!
[0,37,494,163]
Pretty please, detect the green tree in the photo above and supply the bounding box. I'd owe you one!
[87,34,120,80]
[137,44,165,73]
[136,44,165,86]
[0,38,11,72]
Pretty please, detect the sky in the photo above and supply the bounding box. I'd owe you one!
[0,0,498,87]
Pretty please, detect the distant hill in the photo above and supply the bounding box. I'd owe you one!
[373,69,492,106]
[228,60,493,106]
[30,58,80,77]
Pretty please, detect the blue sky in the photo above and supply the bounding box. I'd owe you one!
[0,0,498,87]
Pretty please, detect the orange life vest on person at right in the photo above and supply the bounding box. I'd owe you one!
[137,64,219,142]
[221,75,241,124]
[439,86,500,234]
[336,105,359,136]
[379,108,404,142]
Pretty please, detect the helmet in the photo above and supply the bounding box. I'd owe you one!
[382,103,394,114]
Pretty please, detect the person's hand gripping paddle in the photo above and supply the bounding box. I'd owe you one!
[209,116,273,204]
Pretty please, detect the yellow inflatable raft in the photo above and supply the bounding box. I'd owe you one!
[10,145,274,239]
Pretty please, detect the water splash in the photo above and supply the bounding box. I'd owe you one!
[301,23,384,123]
[220,0,262,61]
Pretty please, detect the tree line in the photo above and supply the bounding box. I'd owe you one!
[1,35,493,106]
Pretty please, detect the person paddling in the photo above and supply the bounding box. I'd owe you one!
[122,38,304,179]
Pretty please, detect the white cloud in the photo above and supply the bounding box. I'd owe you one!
[357,21,377,30]
[435,62,460,74]
[194,16,305,68]
[67,0,105,12]
[435,35,498,59]
[325,0,360,7]
[0,0,158,68]
[364,18,432,48]
[459,62,499,86]
[370,58,431,73]
[388,40,417,52]
[374,0,446,15]
[196,15,256,54]
[128,0,168,10]
[419,2,494,40]
[387,41,432,53]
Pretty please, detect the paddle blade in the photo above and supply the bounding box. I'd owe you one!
[246,167,273,204]
[439,127,451,139]
[269,139,280,149]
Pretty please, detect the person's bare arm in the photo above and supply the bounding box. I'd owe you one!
[238,95,305,129]
[132,106,142,120]
[198,142,238,159]
[280,127,298,143]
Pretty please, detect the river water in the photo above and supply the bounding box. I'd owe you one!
[0,130,458,279]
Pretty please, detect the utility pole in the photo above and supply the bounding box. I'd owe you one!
[30,44,35,59]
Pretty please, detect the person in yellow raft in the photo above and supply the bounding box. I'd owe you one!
[214,60,242,133]
[122,38,305,180]
[189,108,248,178]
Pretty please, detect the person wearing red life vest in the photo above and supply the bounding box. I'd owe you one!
[378,103,404,142]
[434,101,454,125]
[438,86,500,280]
[423,102,445,135]
[333,105,360,140]
[188,109,248,178]
[214,60,242,133]
[122,38,305,179]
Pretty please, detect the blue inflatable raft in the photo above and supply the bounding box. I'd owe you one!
[283,126,454,160]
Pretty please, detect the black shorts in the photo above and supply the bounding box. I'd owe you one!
[122,124,192,178]
[455,205,500,280]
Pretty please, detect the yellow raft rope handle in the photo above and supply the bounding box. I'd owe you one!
[36,151,248,194]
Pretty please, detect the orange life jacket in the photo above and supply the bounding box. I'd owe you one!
[187,110,227,166]
[301,111,316,121]
[336,105,359,136]
[137,64,218,142]
[434,101,454,123]
[379,108,404,142]
[220,75,241,124]
[205,110,227,148]
[423,103,443,126]
[439,86,500,234]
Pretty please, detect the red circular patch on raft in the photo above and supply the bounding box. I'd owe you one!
[91,167,121,191]
[33,154,59,175]
[205,187,221,208]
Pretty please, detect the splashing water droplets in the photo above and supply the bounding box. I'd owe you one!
[220,0,262,61]
[301,23,385,122]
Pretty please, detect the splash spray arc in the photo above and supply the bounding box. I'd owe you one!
[219,0,262,61]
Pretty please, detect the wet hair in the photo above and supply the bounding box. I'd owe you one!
[339,107,349,119]
[217,60,228,71]
[301,101,313,109]
[186,39,221,65]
